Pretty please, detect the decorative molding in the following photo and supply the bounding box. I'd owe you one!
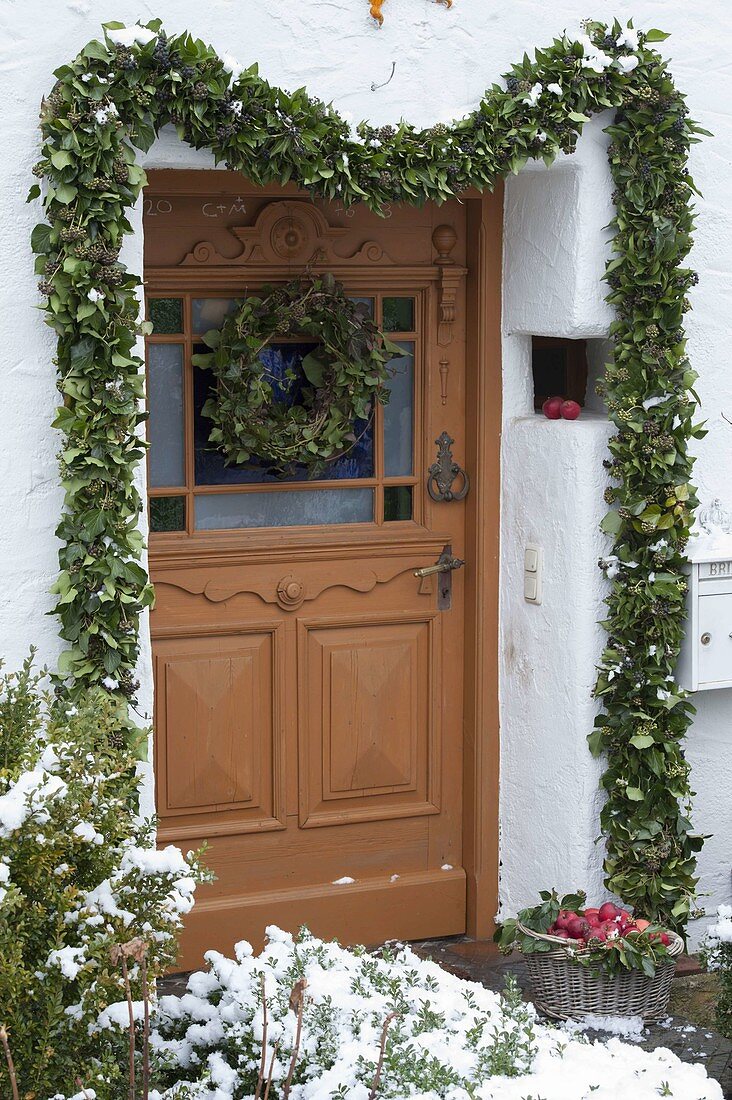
[432,224,467,347]
[154,560,436,609]
[180,200,398,269]
[439,357,450,406]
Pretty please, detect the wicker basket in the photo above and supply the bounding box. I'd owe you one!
[517,920,683,1021]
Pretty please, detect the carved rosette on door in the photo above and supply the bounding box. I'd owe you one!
[276,575,305,611]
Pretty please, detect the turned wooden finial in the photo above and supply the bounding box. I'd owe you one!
[432,224,457,265]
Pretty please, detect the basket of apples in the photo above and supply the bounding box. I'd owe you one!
[495,889,683,1020]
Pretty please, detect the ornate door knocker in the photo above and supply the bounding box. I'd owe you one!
[426,432,470,502]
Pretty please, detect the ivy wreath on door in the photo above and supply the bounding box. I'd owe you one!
[192,272,401,477]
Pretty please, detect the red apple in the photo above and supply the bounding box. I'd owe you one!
[599,920,620,940]
[588,927,608,942]
[560,400,581,420]
[598,902,621,923]
[555,910,576,931]
[635,919,651,932]
[552,929,571,939]
[584,908,601,924]
[567,917,591,941]
[542,395,563,419]
[650,931,671,947]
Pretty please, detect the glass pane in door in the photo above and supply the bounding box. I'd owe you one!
[192,298,237,332]
[148,343,185,488]
[383,342,414,477]
[195,488,374,529]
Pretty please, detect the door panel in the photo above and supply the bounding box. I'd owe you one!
[144,177,470,965]
[155,630,285,835]
[298,614,440,827]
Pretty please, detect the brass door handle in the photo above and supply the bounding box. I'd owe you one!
[414,556,465,578]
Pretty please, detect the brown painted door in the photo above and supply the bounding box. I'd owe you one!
[144,174,470,967]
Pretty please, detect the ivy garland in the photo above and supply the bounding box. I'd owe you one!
[30,17,706,929]
[192,272,399,477]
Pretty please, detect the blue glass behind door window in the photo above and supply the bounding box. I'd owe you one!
[193,342,374,485]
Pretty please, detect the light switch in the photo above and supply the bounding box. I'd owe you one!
[525,547,539,573]
[524,543,543,604]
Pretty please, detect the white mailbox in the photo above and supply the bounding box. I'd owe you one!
[677,539,732,692]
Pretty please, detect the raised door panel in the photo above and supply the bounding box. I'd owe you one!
[155,630,286,839]
[298,614,441,828]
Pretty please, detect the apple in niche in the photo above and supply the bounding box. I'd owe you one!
[560,400,582,420]
[542,395,563,419]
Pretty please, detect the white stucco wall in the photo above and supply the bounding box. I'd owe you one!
[0,0,730,943]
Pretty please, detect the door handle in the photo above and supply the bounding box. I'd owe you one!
[414,555,465,578]
[414,545,465,610]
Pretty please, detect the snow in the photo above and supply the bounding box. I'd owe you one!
[73,821,104,845]
[105,24,157,47]
[562,1013,646,1041]
[122,844,192,877]
[0,766,67,837]
[47,945,87,980]
[96,1000,145,1030]
[140,926,722,1100]
[709,905,732,944]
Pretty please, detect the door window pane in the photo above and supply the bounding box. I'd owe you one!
[149,298,182,334]
[195,489,374,530]
[383,297,414,332]
[150,496,186,532]
[148,344,185,488]
[383,342,413,477]
[384,485,412,521]
[192,298,237,332]
[349,296,374,320]
[193,342,374,485]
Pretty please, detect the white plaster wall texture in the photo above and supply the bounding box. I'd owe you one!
[0,0,730,942]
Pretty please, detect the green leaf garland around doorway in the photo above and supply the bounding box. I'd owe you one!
[29,17,706,929]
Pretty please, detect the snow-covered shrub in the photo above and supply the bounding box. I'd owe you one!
[701,905,732,1038]
[0,657,206,1098]
[137,927,721,1100]
[143,926,537,1097]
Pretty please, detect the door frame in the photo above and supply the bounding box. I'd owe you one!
[463,189,502,939]
[143,174,503,940]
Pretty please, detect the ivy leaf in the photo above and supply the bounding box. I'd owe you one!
[51,150,74,170]
[82,39,112,60]
[630,734,655,749]
[600,509,623,535]
[301,353,325,388]
[70,338,96,372]
[31,224,53,254]
[54,183,78,204]
[626,787,645,801]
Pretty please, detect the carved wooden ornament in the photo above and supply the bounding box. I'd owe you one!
[181,200,396,269]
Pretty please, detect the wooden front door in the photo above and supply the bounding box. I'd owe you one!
[144,172,496,968]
